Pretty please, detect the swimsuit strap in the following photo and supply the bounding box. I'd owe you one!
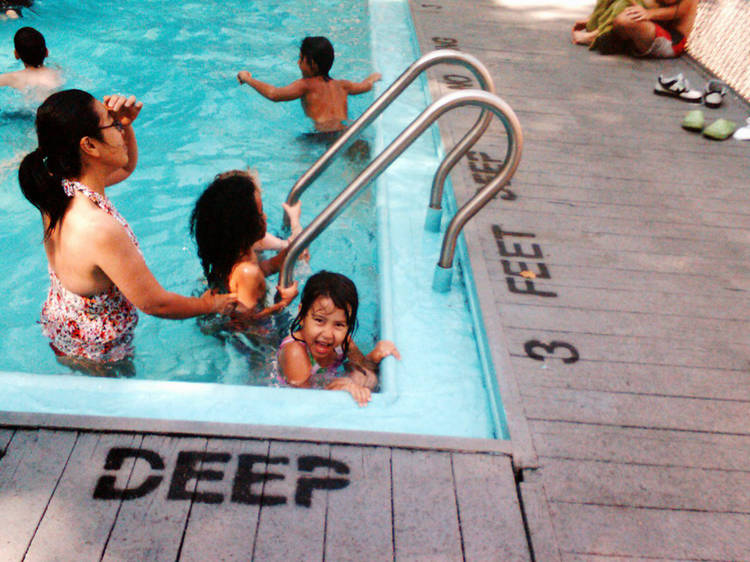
[62,179,140,249]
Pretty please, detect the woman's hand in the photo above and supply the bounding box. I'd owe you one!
[103,94,143,126]
[367,340,401,364]
[622,4,649,21]
[200,289,239,315]
[237,71,252,85]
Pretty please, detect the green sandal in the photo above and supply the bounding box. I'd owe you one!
[703,118,737,140]
[681,109,704,132]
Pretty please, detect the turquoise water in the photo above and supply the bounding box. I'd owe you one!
[0,0,509,439]
[0,0,378,383]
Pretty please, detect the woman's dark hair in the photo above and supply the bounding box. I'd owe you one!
[18,89,102,239]
[300,36,334,81]
[14,26,46,67]
[190,170,266,290]
[290,271,359,356]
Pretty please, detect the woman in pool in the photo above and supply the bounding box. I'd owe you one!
[189,169,301,323]
[18,89,237,370]
[276,271,400,406]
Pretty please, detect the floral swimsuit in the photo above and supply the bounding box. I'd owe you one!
[273,335,345,388]
[40,180,139,362]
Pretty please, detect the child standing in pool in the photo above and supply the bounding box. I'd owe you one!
[190,169,301,322]
[237,36,381,132]
[276,271,400,406]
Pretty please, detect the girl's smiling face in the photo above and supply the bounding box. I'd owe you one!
[299,296,350,362]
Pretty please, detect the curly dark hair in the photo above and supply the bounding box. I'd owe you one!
[190,170,266,290]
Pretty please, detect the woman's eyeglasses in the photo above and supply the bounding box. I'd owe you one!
[99,119,124,133]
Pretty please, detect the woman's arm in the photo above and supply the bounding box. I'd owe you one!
[237,71,308,102]
[93,214,236,318]
[102,95,142,186]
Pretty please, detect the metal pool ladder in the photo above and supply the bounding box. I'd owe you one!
[279,49,523,293]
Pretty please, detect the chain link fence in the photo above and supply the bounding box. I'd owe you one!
[687,0,750,101]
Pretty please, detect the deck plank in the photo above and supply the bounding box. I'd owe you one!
[0,429,78,561]
[325,445,394,561]
[530,420,750,471]
[179,437,269,561]
[24,432,140,562]
[391,448,463,560]
[252,441,330,561]
[549,502,750,560]
[101,435,206,562]
[542,458,750,513]
[451,452,530,561]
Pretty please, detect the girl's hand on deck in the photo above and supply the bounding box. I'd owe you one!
[369,340,401,363]
[103,94,143,126]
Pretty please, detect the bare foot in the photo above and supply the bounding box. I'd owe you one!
[572,28,597,45]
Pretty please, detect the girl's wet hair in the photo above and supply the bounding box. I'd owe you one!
[18,89,102,239]
[190,170,266,290]
[300,36,334,82]
[290,271,359,356]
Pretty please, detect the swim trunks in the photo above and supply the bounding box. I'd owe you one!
[272,335,345,388]
[636,23,686,58]
[40,180,140,362]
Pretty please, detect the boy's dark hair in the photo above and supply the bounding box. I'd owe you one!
[14,26,46,68]
[300,36,334,82]
[190,170,267,290]
[19,89,103,239]
[290,271,359,356]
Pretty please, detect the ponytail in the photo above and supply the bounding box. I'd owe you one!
[17,89,101,239]
[19,148,70,239]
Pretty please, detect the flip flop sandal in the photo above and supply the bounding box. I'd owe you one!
[654,73,702,103]
[703,80,728,108]
[702,118,736,140]
[681,109,705,132]
[733,118,750,141]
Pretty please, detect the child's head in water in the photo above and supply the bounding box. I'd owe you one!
[190,170,267,290]
[299,36,334,82]
[290,271,358,359]
[14,27,47,68]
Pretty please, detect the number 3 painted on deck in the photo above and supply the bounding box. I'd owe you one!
[524,340,579,363]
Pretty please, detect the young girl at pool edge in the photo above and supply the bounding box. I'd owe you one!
[277,271,400,406]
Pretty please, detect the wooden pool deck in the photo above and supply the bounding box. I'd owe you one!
[2,0,749,559]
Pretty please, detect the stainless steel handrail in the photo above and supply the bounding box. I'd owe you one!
[284,49,495,212]
[279,89,523,291]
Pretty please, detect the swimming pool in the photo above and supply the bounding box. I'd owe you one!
[0,0,509,440]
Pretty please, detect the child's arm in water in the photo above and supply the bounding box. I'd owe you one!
[237,71,308,102]
[340,73,382,96]
[229,262,298,321]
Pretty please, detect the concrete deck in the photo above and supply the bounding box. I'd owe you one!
[2,0,749,559]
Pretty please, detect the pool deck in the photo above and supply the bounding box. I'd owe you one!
[2,0,750,559]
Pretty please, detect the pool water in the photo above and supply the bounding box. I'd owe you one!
[0,0,379,383]
[0,0,510,440]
